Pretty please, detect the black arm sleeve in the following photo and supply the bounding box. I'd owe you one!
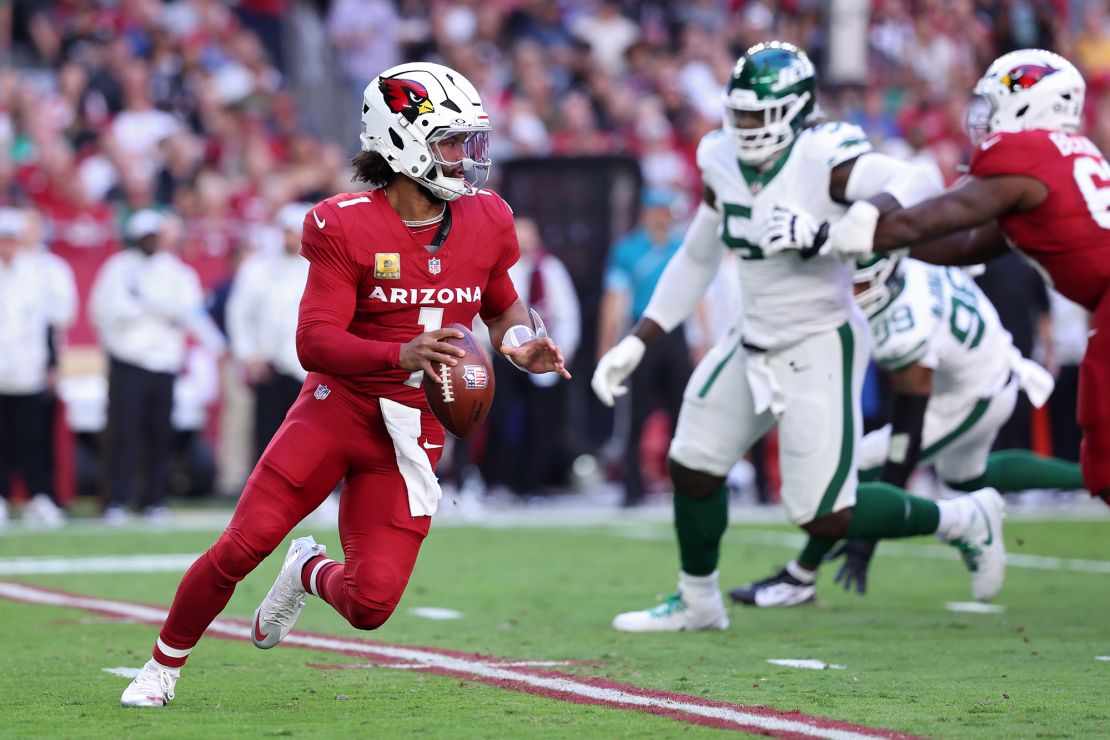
[879,392,930,488]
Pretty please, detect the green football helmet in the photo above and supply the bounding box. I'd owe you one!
[723,41,817,166]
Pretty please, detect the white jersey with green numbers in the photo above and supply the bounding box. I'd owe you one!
[869,259,1014,405]
[696,121,872,349]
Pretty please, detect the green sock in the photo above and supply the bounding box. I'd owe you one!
[673,486,728,576]
[845,482,940,539]
[798,536,837,571]
[947,449,1086,492]
[858,466,881,483]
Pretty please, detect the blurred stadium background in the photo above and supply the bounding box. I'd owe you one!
[0,0,1100,520]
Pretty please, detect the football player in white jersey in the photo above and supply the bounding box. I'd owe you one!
[732,256,1084,606]
[592,41,1008,632]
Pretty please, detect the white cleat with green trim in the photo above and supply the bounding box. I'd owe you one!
[612,572,730,632]
[942,488,1006,601]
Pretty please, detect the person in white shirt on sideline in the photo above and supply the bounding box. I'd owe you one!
[170,345,221,501]
[0,207,77,528]
[226,202,312,462]
[25,208,79,527]
[89,209,225,524]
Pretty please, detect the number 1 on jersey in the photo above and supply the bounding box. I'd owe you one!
[403,306,445,387]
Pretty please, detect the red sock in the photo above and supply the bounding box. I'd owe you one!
[301,554,340,597]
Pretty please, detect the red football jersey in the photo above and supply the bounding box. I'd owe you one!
[297,188,519,410]
[970,129,1110,310]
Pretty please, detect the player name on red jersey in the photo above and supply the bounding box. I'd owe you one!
[367,285,484,305]
[1048,131,1103,159]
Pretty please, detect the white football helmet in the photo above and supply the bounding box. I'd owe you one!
[853,255,902,317]
[966,49,1085,147]
[360,62,491,201]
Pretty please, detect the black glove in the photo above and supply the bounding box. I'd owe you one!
[826,539,878,595]
[798,222,830,260]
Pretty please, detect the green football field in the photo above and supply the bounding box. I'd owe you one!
[1,509,1108,738]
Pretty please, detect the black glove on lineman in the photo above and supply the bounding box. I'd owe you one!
[826,539,878,594]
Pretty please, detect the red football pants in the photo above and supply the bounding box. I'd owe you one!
[1079,290,1110,500]
[153,384,444,667]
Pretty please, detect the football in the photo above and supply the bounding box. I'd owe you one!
[423,323,496,438]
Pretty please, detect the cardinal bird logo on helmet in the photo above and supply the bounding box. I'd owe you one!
[379,77,435,123]
[1001,63,1059,92]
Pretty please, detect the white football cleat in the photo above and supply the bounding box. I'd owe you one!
[103,506,131,527]
[120,659,179,708]
[942,488,1006,601]
[729,562,816,608]
[612,572,729,632]
[252,536,326,649]
[142,506,173,527]
[23,493,65,529]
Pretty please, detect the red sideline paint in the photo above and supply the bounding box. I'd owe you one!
[0,580,921,739]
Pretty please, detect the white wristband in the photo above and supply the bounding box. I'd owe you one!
[828,200,880,259]
[504,324,536,371]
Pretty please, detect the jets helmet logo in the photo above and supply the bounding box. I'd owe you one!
[379,77,435,123]
[1001,63,1058,92]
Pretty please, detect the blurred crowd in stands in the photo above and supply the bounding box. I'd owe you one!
[0,0,1098,523]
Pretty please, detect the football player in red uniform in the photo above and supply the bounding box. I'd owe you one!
[121,62,570,708]
[761,49,1110,508]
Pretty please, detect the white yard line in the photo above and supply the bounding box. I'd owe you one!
[0,498,1103,538]
[607,527,1110,576]
[407,607,464,620]
[945,602,1007,614]
[726,529,1110,575]
[3,526,1110,577]
[766,659,845,670]
[0,554,200,576]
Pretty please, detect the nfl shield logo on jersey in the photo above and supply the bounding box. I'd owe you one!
[314,384,331,400]
[462,365,488,390]
[428,257,442,275]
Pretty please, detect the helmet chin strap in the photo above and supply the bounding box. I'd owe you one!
[418,169,468,201]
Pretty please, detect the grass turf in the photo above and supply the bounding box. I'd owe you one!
[1,515,1108,738]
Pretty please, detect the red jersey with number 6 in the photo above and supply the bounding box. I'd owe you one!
[969,129,1110,310]
[296,189,520,411]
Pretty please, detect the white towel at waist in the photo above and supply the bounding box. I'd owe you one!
[1010,347,1055,409]
[744,348,786,417]
[379,397,442,517]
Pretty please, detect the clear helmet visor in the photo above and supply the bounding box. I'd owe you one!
[428,128,491,193]
[964,94,994,148]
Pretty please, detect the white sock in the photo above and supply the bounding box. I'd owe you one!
[679,570,720,600]
[785,560,816,584]
[935,499,962,539]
